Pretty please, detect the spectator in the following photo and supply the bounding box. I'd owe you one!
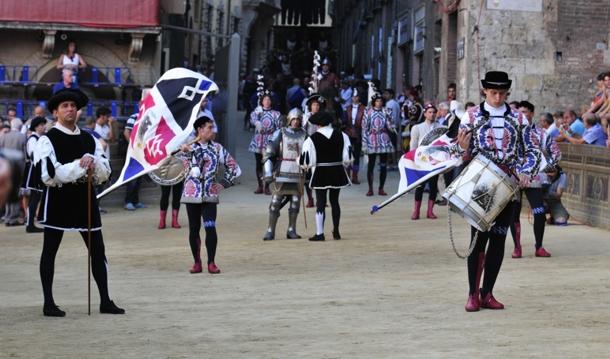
[339,80,353,112]
[56,40,87,83]
[123,93,147,211]
[556,110,584,142]
[0,119,27,226]
[539,112,559,139]
[446,83,457,102]
[583,113,607,146]
[94,106,115,142]
[52,68,79,94]
[543,166,569,225]
[383,89,401,129]
[82,117,108,152]
[286,77,307,110]
[436,101,450,125]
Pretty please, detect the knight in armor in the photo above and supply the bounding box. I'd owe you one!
[362,91,395,196]
[249,91,283,195]
[342,89,365,184]
[262,108,307,240]
[409,103,443,220]
[22,116,47,233]
[34,89,124,317]
[509,100,560,259]
[451,71,542,312]
[300,111,352,241]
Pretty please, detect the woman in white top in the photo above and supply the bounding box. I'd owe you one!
[409,103,442,220]
[56,41,87,82]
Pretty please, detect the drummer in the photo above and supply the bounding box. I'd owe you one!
[453,71,542,312]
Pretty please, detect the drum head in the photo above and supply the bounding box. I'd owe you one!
[149,155,190,185]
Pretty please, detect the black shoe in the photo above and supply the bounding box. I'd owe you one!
[286,230,302,239]
[100,300,125,315]
[308,234,325,242]
[43,303,66,317]
[263,232,275,241]
[6,222,24,227]
[26,225,44,233]
[332,229,341,240]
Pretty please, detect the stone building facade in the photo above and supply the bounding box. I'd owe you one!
[332,0,610,112]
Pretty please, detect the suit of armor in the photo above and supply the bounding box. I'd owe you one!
[262,126,307,240]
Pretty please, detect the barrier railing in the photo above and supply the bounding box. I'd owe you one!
[0,65,38,84]
[0,65,132,86]
[0,99,140,121]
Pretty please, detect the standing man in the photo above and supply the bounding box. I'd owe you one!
[362,92,395,196]
[0,119,27,226]
[262,108,307,240]
[34,89,124,317]
[510,100,558,258]
[453,71,541,312]
[22,116,47,233]
[342,89,365,184]
[300,111,352,241]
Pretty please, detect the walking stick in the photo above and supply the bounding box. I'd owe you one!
[299,169,308,230]
[87,167,92,316]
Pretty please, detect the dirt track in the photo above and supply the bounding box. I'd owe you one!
[1,132,610,358]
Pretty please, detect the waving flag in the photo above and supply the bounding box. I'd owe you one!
[371,102,466,214]
[98,68,219,198]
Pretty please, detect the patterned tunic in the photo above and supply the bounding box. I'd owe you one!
[454,102,542,177]
[248,108,282,153]
[181,141,241,203]
[361,108,395,154]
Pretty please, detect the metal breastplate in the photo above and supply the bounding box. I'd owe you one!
[277,128,306,182]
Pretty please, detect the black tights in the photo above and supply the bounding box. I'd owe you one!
[40,228,110,306]
[27,190,42,227]
[510,188,546,249]
[254,153,264,187]
[160,182,183,211]
[414,175,439,202]
[186,203,218,264]
[367,153,388,189]
[467,201,515,296]
[315,188,341,231]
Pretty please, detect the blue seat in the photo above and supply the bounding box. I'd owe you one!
[114,68,121,85]
[111,101,118,117]
[16,101,24,118]
[87,103,94,117]
[0,66,5,83]
[20,66,29,83]
[91,67,99,85]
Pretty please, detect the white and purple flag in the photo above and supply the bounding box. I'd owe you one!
[98,68,218,198]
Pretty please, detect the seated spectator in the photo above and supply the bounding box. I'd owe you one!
[52,68,79,94]
[56,40,87,83]
[21,105,47,135]
[563,113,607,146]
[556,110,584,142]
[543,166,569,225]
[541,112,560,139]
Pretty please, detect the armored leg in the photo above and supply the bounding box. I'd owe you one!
[287,194,301,239]
[263,194,282,240]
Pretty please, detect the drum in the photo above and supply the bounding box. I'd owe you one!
[442,154,519,232]
[148,153,190,186]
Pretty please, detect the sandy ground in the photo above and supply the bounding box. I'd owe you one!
[1,130,610,358]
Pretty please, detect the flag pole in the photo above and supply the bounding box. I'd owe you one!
[87,168,92,316]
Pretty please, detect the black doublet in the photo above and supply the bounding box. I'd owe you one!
[39,128,102,231]
[309,129,350,189]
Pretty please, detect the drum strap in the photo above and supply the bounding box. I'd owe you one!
[448,206,479,259]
